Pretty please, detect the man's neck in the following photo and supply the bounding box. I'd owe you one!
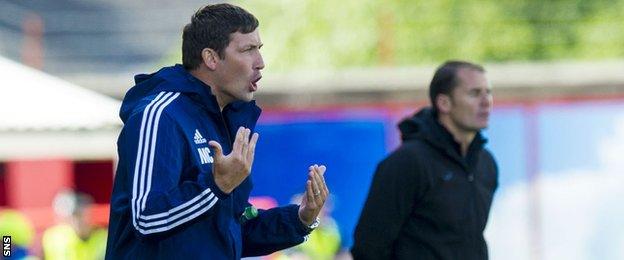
[189,69,228,111]
[437,116,476,157]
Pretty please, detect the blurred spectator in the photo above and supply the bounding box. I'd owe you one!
[0,209,36,259]
[42,190,107,260]
[280,194,341,260]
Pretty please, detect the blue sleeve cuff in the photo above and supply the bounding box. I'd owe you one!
[287,204,312,236]
[204,173,231,200]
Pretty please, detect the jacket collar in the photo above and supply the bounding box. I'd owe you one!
[399,107,487,166]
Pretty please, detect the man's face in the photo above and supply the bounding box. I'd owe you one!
[214,28,264,103]
[446,68,493,133]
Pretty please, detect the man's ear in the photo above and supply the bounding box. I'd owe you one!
[201,48,219,70]
[436,94,452,114]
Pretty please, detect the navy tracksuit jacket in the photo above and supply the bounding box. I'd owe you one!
[105,64,310,259]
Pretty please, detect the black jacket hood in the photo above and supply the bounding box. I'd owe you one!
[398,107,487,162]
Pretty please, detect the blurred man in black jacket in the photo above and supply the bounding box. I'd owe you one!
[352,61,498,260]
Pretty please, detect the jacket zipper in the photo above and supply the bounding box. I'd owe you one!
[219,111,233,147]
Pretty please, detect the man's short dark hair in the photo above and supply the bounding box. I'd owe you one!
[428,60,485,114]
[182,3,259,70]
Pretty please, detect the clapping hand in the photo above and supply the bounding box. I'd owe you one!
[209,127,259,194]
[298,164,329,226]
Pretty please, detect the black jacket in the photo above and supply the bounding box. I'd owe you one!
[352,108,498,260]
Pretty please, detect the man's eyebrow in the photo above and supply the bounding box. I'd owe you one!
[244,43,263,49]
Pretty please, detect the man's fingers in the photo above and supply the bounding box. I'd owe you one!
[208,140,223,158]
[311,166,328,199]
[232,127,245,155]
[318,165,327,176]
[305,180,316,208]
[308,164,329,198]
[241,128,250,159]
[310,170,323,205]
[247,133,259,165]
[316,165,329,195]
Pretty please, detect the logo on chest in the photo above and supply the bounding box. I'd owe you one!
[194,129,207,144]
[193,129,212,164]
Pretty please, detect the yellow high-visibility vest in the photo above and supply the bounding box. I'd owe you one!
[42,224,107,260]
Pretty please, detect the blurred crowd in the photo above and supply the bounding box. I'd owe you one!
[1,190,106,260]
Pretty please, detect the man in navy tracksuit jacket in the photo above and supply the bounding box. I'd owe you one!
[105,4,329,259]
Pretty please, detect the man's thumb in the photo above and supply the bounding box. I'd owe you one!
[208,140,223,158]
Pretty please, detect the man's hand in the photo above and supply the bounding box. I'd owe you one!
[209,127,259,194]
[298,164,329,226]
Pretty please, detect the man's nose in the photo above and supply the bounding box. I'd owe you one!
[481,93,493,107]
[255,54,265,70]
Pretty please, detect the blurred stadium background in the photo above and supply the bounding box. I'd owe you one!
[1,0,624,259]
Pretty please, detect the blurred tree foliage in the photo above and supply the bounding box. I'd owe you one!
[168,0,624,71]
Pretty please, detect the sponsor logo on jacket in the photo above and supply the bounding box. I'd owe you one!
[194,129,207,144]
[193,129,212,164]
